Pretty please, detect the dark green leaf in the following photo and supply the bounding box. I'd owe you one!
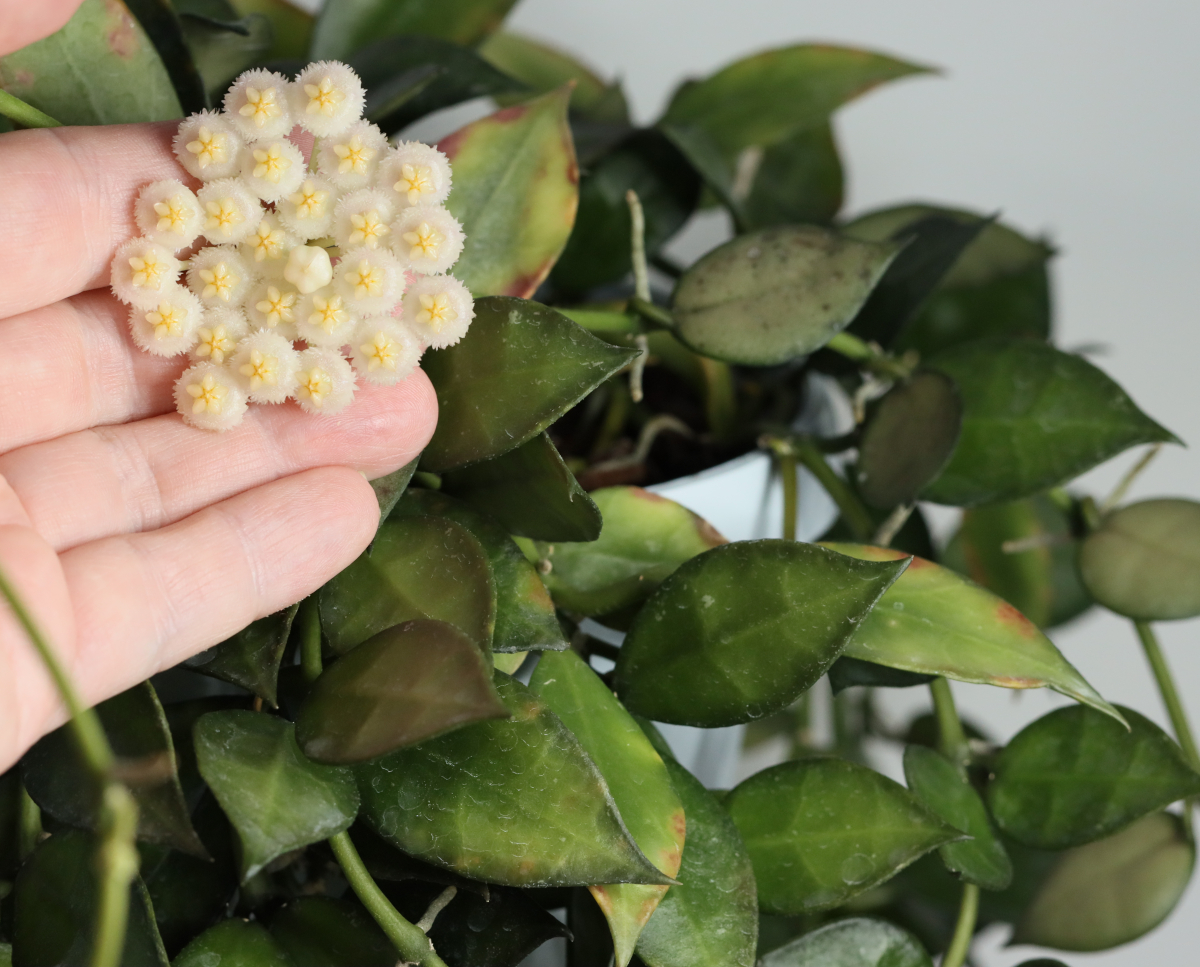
[440,431,603,541]
[319,514,495,655]
[356,674,670,888]
[421,298,637,472]
[270,897,393,967]
[12,828,168,967]
[1015,962,1071,967]
[540,486,726,616]
[726,758,962,914]
[369,456,419,523]
[296,619,507,764]
[193,710,359,880]
[743,122,844,229]
[988,704,1200,849]
[828,657,934,695]
[658,122,742,222]
[671,226,901,366]
[184,604,299,706]
[758,917,932,967]
[0,771,19,878]
[177,9,272,103]
[312,0,518,59]
[347,823,491,895]
[924,339,1177,506]
[393,489,566,651]
[614,540,909,727]
[230,0,313,61]
[174,919,292,967]
[124,0,207,114]
[903,745,1012,890]
[21,682,206,858]
[0,0,183,124]
[1014,812,1194,951]
[856,371,962,508]
[1078,498,1200,621]
[635,759,758,967]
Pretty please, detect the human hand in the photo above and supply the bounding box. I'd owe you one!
[0,15,437,774]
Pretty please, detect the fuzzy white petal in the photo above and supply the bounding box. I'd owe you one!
[294,347,357,415]
[223,69,294,141]
[290,62,366,137]
[129,288,204,356]
[350,319,423,385]
[240,138,307,203]
[401,274,475,349]
[333,246,403,317]
[175,362,249,431]
[230,330,301,403]
[196,178,264,244]
[135,180,203,250]
[174,111,245,181]
[186,245,258,307]
[316,120,388,191]
[390,205,465,275]
[376,141,452,209]
[111,238,183,309]
[277,176,337,240]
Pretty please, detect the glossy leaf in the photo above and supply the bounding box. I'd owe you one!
[296,620,507,764]
[903,745,1012,890]
[421,297,637,472]
[394,489,566,651]
[1014,812,1194,951]
[440,431,603,541]
[988,704,1200,849]
[671,226,901,365]
[826,543,1123,724]
[530,650,685,966]
[177,8,273,103]
[924,339,1177,506]
[12,829,168,967]
[21,682,206,858]
[230,0,313,61]
[311,0,518,59]
[174,920,291,967]
[440,90,579,298]
[759,917,932,967]
[828,656,934,694]
[369,455,419,522]
[480,30,627,120]
[856,371,962,508]
[271,897,394,967]
[541,486,726,616]
[319,514,495,655]
[635,759,758,967]
[193,710,359,880]
[126,0,207,114]
[726,758,961,914]
[356,674,670,888]
[614,540,909,727]
[0,0,182,124]
[184,603,299,706]
[743,122,844,228]
[1079,498,1200,621]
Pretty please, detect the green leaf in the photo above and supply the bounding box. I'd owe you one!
[480,30,626,120]
[0,0,183,124]
[828,656,934,694]
[421,297,636,472]
[671,226,901,366]
[177,8,273,103]
[726,758,962,914]
[903,745,1012,890]
[440,90,579,298]
[987,704,1200,849]
[1014,812,1194,951]
[758,917,932,967]
[356,674,671,888]
[296,619,507,764]
[0,770,19,877]
[21,682,207,858]
[529,650,685,966]
[540,486,726,616]
[826,543,1123,724]
[393,489,566,651]
[312,0,517,59]
[924,339,1177,506]
[742,122,844,229]
[174,920,292,967]
[271,896,394,967]
[319,514,495,655]
[12,829,168,967]
[193,710,359,880]
[855,371,962,508]
[614,540,909,727]
[369,455,419,522]
[1078,498,1200,621]
[127,0,208,114]
[230,0,313,61]
[635,759,758,967]
[440,431,603,541]
[184,603,299,706]
[662,44,932,157]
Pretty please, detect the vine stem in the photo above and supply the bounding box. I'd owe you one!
[299,596,323,685]
[942,883,980,967]
[779,451,798,542]
[625,190,651,403]
[0,90,60,128]
[790,439,875,542]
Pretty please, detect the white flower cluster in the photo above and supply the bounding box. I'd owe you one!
[110,62,475,431]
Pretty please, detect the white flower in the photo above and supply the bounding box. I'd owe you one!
[231,330,301,404]
[110,238,182,309]
[316,119,388,190]
[223,69,293,141]
[186,245,256,307]
[196,178,264,244]
[295,289,359,347]
[245,280,301,334]
[390,205,465,275]
[240,138,306,203]
[239,213,299,280]
[174,362,248,431]
[290,61,366,138]
[135,180,203,250]
[401,274,475,349]
[294,347,357,415]
[277,176,336,240]
[284,246,334,294]
[350,320,423,386]
[331,188,394,250]
[192,308,250,364]
[128,288,204,357]
[333,246,403,318]
[173,111,244,181]
[376,141,452,208]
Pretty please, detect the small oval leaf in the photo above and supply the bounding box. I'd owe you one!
[759,917,932,967]
[312,0,518,59]
[174,920,291,967]
[184,604,300,707]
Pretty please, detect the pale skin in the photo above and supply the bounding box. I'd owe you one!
[0,3,438,772]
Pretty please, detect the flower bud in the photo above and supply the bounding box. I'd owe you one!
[284,246,335,294]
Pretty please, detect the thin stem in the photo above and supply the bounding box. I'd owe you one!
[779,452,798,542]
[329,831,449,967]
[18,784,42,860]
[0,90,60,128]
[91,785,140,967]
[942,883,979,967]
[416,886,457,933]
[300,596,323,685]
[826,331,875,363]
[791,440,875,542]
[628,296,675,330]
[872,504,913,549]
[929,677,969,777]
[626,190,651,302]
[1101,444,1162,514]
[826,331,917,381]
[1135,622,1200,770]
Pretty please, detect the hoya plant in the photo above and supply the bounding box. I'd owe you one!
[1,2,1198,967]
